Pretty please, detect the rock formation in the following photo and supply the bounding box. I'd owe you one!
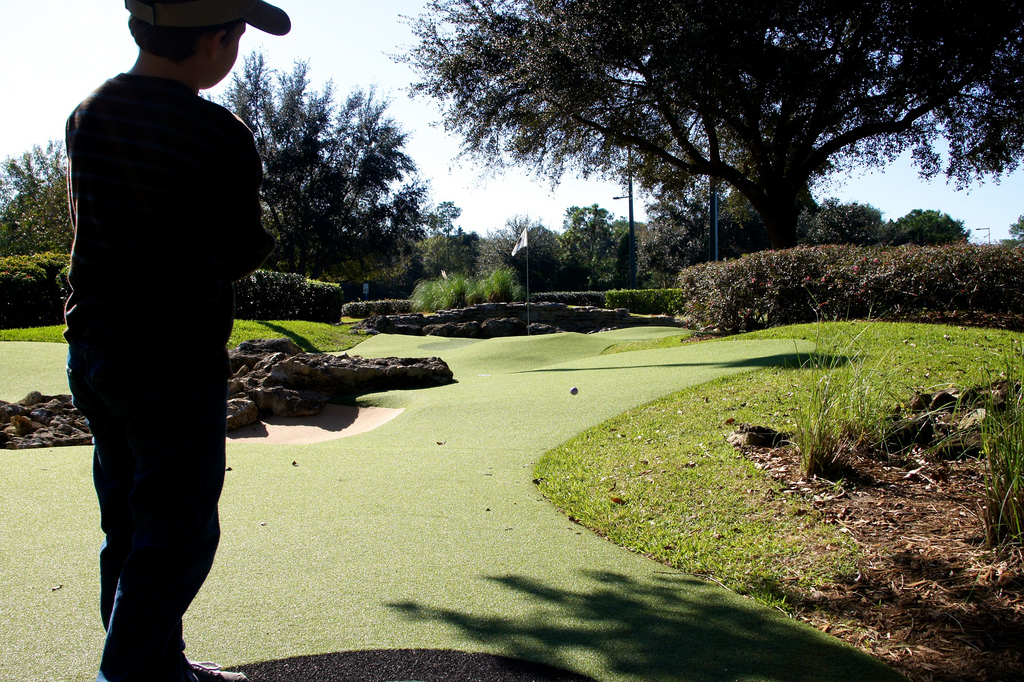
[2,339,454,449]
[0,392,92,450]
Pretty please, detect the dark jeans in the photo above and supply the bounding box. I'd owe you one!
[67,344,228,682]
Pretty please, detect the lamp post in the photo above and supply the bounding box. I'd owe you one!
[709,179,719,262]
[613,165,637,288]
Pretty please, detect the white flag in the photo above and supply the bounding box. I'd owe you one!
[511,226,528,256]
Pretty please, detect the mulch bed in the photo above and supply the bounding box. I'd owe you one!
[738,441,1023,682]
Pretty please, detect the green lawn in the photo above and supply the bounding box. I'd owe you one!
[0,320,366,353]
[536,321,1023,609]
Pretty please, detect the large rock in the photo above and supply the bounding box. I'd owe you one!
[227,338,455,423]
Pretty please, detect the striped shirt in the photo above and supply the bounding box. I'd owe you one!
[65,74,275,374]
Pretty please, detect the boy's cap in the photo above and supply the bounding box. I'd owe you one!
[125,0,291,36]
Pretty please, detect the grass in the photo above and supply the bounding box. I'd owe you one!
[535,321,1024,608]
[791,328,902,477]
[410,268,525,312]
[0,324,67,343]
[980,345,1024,545]
[0,320,366,353]
[229,319,365,352]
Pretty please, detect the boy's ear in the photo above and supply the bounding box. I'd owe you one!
[198,28,230,60]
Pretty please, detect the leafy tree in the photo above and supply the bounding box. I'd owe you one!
[408,0,1024,249]
[559,205,619,290]
[882,209,969,245]
[417,201,480,277]
[797,199,884,246]
[478,216,564,292]
[223,52,428,279]
[1010,215,1024,243]
[0,142,72,255]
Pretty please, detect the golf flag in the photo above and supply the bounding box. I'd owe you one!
[511,226,528,256]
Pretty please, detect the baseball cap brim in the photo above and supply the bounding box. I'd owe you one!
[241,1,290,36]
[125,0,291,36]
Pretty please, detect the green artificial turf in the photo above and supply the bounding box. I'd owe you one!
[0,328,902,682]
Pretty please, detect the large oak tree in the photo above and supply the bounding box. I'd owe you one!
[407,0,1024,248]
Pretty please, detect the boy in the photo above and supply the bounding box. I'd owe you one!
[64,2,289,680]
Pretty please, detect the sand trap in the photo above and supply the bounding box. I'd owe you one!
[226,404,404,445]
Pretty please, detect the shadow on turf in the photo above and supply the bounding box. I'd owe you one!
[515,351,806,374]
[386,571,900,682]
[236,648,597,681]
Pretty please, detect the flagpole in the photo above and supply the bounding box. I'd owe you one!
[526,238,531,335]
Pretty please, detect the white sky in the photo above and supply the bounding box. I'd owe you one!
[3,0,1021,241]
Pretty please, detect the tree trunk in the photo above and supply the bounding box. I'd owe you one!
[745,187,802,250]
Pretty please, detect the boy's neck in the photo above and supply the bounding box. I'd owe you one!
[128,52,203,94]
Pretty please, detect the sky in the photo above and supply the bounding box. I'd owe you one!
[3,0,1021,241]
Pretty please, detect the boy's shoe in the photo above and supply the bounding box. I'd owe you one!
[188,660,249,682]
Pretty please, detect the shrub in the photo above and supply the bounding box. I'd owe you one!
[342,299,413,318]
[0,252,68,329]
[234,270,343,323]
[677,244,1024,332]
[531,291,607,307]
[606,288,686,315]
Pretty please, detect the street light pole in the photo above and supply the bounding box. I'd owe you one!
[614,155,637,288]
[710,179,719,261]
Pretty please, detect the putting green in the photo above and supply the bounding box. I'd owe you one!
[0,331,902,681]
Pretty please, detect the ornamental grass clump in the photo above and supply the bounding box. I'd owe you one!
[411,269,524,312]
[793,329,901,477]
[980,345,1024,546]
[478,267,524,303]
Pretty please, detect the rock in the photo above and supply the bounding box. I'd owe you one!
[727,424,789,448]
[354,315,398,335]
[929,390,958,411]
[958,408,987,431]
[235,337,304,356]
[226,397,260,430]
[528,323,559,335]
[18,391,51,407]
[423,321,481,338]
[252,386,330,418]
[263,354,454,395]
[480,317,527,338]
[229,338,302,374]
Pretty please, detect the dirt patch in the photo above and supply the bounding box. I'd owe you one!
[739,441,1023,682]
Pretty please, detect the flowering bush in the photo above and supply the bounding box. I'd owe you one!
[677,244,1024,332]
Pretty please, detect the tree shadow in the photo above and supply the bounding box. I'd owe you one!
[260,321,317,352]
[386,571,902,682]
[236,648,597,681]
[516,352,808,374]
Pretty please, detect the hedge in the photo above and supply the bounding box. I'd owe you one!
[0,252,69,329]
[234,270,344,323]
[677,244,1024,333]
[606,289,686,315]
[531,291,607,307]
[342,299,414,318]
